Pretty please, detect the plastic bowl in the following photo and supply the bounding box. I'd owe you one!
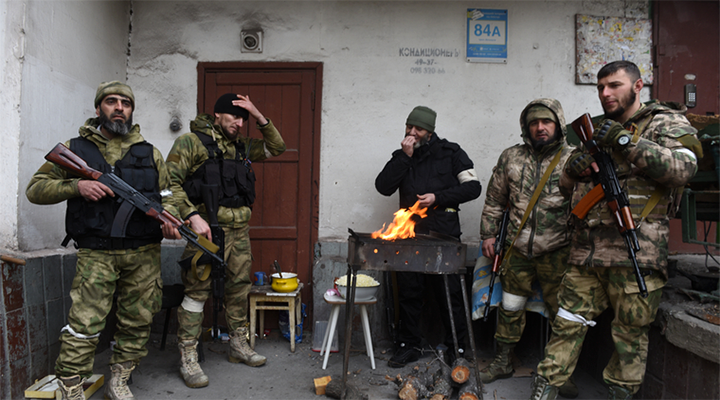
[336,284,379,301]
[271,272,299,293]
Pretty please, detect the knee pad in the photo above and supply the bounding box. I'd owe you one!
[557,308,596,327]
[180,296,205,313]
[501,291,527,312]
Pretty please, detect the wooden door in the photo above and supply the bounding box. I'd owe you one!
[198,62,322,321]
[653,1,719,114]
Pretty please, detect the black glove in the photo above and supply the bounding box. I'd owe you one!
[565,152,595,179]
[596,119,632,149]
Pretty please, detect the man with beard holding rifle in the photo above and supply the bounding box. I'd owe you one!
[530,61,702,400]
[27,81,180,400]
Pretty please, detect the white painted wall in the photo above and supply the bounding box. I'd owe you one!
[128,1,650,246]
[0,0,25,251]
[9,0,652,251]
[15,1,130,251]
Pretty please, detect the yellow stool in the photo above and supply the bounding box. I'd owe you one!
[320,291,376,370]
[249,283,303,352]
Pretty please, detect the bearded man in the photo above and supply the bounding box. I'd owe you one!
[479,99,577,398]
[530,61,702,400]
[27,81,180,400]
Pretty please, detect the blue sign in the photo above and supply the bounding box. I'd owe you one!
[467,9,508,63]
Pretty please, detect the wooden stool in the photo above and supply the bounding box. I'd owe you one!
[320,292,376,370]
[249,283,303,352]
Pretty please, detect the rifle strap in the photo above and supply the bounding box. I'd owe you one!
[638,186,667,225]
[191,233,218,281]
[503,148,564,264]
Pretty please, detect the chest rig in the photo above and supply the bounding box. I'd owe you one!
[182,132,257,209]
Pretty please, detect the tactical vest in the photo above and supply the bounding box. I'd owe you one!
[182,132,256,209]
[64,137,163,250]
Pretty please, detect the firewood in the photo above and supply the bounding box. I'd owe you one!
[324,379,368,400]
[457,369,480,400]
[398,375,432,400]
[451,358,474,384]
[429,362,453,400]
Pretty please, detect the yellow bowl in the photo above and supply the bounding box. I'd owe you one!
[271,272,299,292]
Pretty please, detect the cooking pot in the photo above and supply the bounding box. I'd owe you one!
[271,272,299,293]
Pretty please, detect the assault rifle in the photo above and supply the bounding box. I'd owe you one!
[484,206,510,321]
[201,183,225,340]
[45,142,226,276]
[570,114,648,298]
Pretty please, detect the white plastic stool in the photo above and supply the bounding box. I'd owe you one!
[320,292,376,370]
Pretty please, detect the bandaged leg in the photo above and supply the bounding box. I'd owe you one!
[537,310,594,387]
[495,291,527,343]
[177,296,206,341]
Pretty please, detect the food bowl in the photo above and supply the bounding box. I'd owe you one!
[271,272,299,293]
[335,274,380,301]
[336,285,379,301]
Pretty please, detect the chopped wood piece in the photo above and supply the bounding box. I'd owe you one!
[451,358,474,384]
[457,369,480,400]
[314,376,332,395]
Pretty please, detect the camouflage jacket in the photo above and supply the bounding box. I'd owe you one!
[481,98,574,259]
[560,101,699,278]
[166,113,286,228]
[26,118,177,215]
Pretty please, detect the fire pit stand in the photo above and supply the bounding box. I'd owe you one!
[339,229,483,399]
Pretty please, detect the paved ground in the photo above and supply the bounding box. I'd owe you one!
[89,331,607,400]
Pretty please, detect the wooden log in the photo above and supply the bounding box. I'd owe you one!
[398,375,432,400]
[451,358,474,385]
[429,363,453,400]
[325,379,368,400]
[457,369,481,400]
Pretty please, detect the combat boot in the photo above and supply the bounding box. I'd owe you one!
[558,376,579,399]
[179,339,209,388]
[229,327,267,366]
[58,375,86,400]
[104,361,135,400]
[478,342,515,383]
[607,385,633,400]
[530,374,558,400]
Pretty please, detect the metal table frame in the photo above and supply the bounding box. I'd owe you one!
[339,231,482,399]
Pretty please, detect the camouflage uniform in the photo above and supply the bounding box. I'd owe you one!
[480,98,574,344]
[26,119,175,378]
[537,101,699,393]
[166,113,285,340]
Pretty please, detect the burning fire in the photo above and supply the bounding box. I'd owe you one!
[372,201,428,240]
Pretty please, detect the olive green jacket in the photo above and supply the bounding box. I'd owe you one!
[26,118,177,216]
[481,98,574,259]
[165,113,286,228]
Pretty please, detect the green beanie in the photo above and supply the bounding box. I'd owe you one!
[526,105,557,125]
[94,81,135,109]
[406,106,436,132]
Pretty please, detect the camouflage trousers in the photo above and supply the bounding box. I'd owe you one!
[496,246,569,344]
[537,265,666,393]
[55,244,162,378]
[178,224,252,340]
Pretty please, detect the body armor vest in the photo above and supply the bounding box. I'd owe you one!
[182,132,256,209]
[65,137,162,249]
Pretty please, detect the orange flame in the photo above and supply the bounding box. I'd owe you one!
[371,201,428,240]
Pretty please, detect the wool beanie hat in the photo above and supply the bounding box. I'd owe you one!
[94,81,135,109]
[406,106,437,132]
[525,105,557,125]
[214,93,250,120]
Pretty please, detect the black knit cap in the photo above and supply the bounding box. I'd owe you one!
[214,93,249,120]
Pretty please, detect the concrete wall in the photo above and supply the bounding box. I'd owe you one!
[125,0,651,249]
[14,1,131,252]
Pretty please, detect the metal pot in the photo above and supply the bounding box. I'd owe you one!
[271,272,299,292]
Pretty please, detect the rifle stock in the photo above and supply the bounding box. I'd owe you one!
[570,115,648,298]
[483,207,510,321]
[45,142,225,266]
[201,183,225,340]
